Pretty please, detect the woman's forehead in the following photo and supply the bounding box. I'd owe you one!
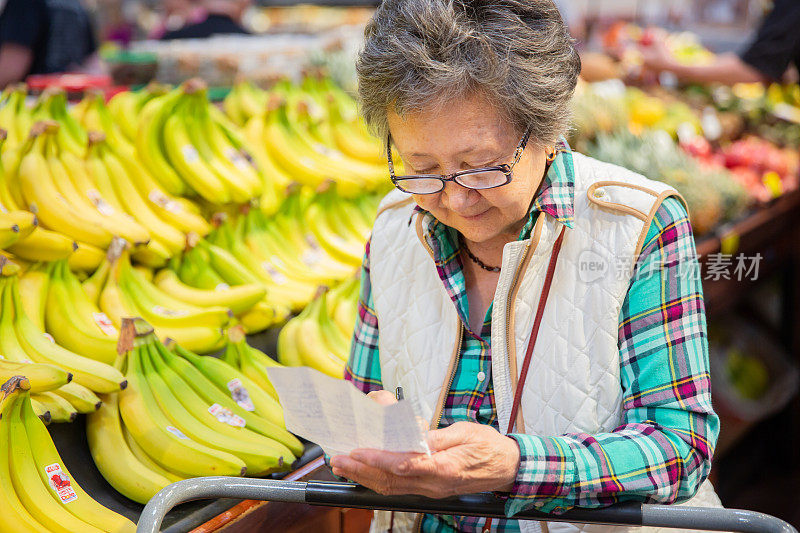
[387,96,514,156]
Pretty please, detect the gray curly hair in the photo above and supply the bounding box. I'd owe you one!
[356,0,581,148]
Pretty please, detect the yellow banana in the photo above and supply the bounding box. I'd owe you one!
[87,392,172,504]
[0,358,71,393]
[30,391,77,423]
[21,394,137,532]
[18,262,49,330]
[51,381,101,413]
[7,226,76,262]
[153,268,265,315]
[0,377,52,533]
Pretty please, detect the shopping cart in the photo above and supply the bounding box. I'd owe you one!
[137,476,797,533]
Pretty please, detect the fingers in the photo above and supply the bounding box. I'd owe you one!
[329,455,421,495]
[367,390,398,406]
[350,448,436,476]
[426,421,472,452]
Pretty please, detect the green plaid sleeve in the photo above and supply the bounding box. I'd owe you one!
[344,238,383,392]
[505,196,719,516]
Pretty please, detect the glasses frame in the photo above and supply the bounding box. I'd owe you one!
[387,127,532,195]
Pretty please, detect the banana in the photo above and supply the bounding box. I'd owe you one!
[7,226,76,262]
[69,241,106,271]
[119,259,232,329]
[9,398,95,532]
[30,391,77,423]
[52,381,101,413]
[131,240,171,268]
[162,97,231,203]
[239,300,286,333]
[98,139,186,255]
[141,342,292,475]
[17,262,48,330]
[135,89,187,196]
[46,261,118,365]
[16,123,115,248]
[9,276,127,393]
[293,295,347,378]
[0,209,36,238]
[159,340,303,457]
[222,325,281,400]
[58,144,152,246]
[184,94,259,202]
[0,278,36,364]
[154,268,265,314]
[83,256,111,304]
[121,423,185,484]
[277,311,304,367]
[21,394,137,532]
[118,151,210,236]
[0,378,63,533]
[117,322,247,478]
[100,256,226,354]
[87,392,172,504]
[0,358,70,392]
[171,342,287,428]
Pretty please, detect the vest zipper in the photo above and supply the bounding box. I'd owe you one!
[413,321,463,533]
[433,321,463,431]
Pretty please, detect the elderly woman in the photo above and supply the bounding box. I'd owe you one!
[328,1,722,532]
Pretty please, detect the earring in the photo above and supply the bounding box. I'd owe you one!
[546,147,557,162]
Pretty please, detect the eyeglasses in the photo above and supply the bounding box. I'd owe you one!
[387,127,532,195]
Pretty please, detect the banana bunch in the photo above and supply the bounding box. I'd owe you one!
[85,317,302,501]
[169,237,289,333]
[206,184,375,314]
[0,375,136,533]
[0,273,127,394]
[46,260,119,365]
[136,79,265,205]
[98,239,228,353]
[277,284,356,379]
[223,79,269,127]
[72,90,211,238]
[0,84,34,149]
[221,325,282,400]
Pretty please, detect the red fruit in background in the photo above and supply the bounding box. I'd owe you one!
[681,136,712,158]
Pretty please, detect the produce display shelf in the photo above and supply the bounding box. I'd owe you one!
[48,415,324,533]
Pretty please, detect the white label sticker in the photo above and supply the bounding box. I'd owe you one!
[86,189,116,216]
[45,463,78,504]
[261,262,288,285]
[92,312,116,336]
[152,305,189,317]
[304,234,322,252]
[148,190,183,213]
[215,283,230,291]
[181,145,199,163]
[301,249,322,267]
[227,378,255,411]
[208,403,246,427]
[224,147,251,170]
[42,333,55,343]
[166,426,189,439]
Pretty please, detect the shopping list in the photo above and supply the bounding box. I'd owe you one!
[266,366,430,457]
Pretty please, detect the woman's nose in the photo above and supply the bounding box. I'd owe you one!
[441,180,477,212]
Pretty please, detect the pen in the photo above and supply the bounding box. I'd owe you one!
[395,386,404,401]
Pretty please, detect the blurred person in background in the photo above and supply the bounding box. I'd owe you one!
[161,0,251,40]
[640,0,800,85]
[0,0,98,88]
[148,0,207,40]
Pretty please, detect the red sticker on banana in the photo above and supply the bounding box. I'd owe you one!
[45,463,77,504]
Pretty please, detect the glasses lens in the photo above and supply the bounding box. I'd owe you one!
[394,177,443,194]
[456,170,509,190]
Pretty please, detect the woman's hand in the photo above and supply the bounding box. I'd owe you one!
[329,421,520,498]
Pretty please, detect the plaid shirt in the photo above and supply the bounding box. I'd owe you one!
[345,144,718,532]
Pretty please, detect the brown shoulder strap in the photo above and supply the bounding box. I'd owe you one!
[506,225,566,435]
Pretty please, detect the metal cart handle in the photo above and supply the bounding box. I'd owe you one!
[137,478,797,533]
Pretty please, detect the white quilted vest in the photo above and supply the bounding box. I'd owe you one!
[368,153,722,533]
